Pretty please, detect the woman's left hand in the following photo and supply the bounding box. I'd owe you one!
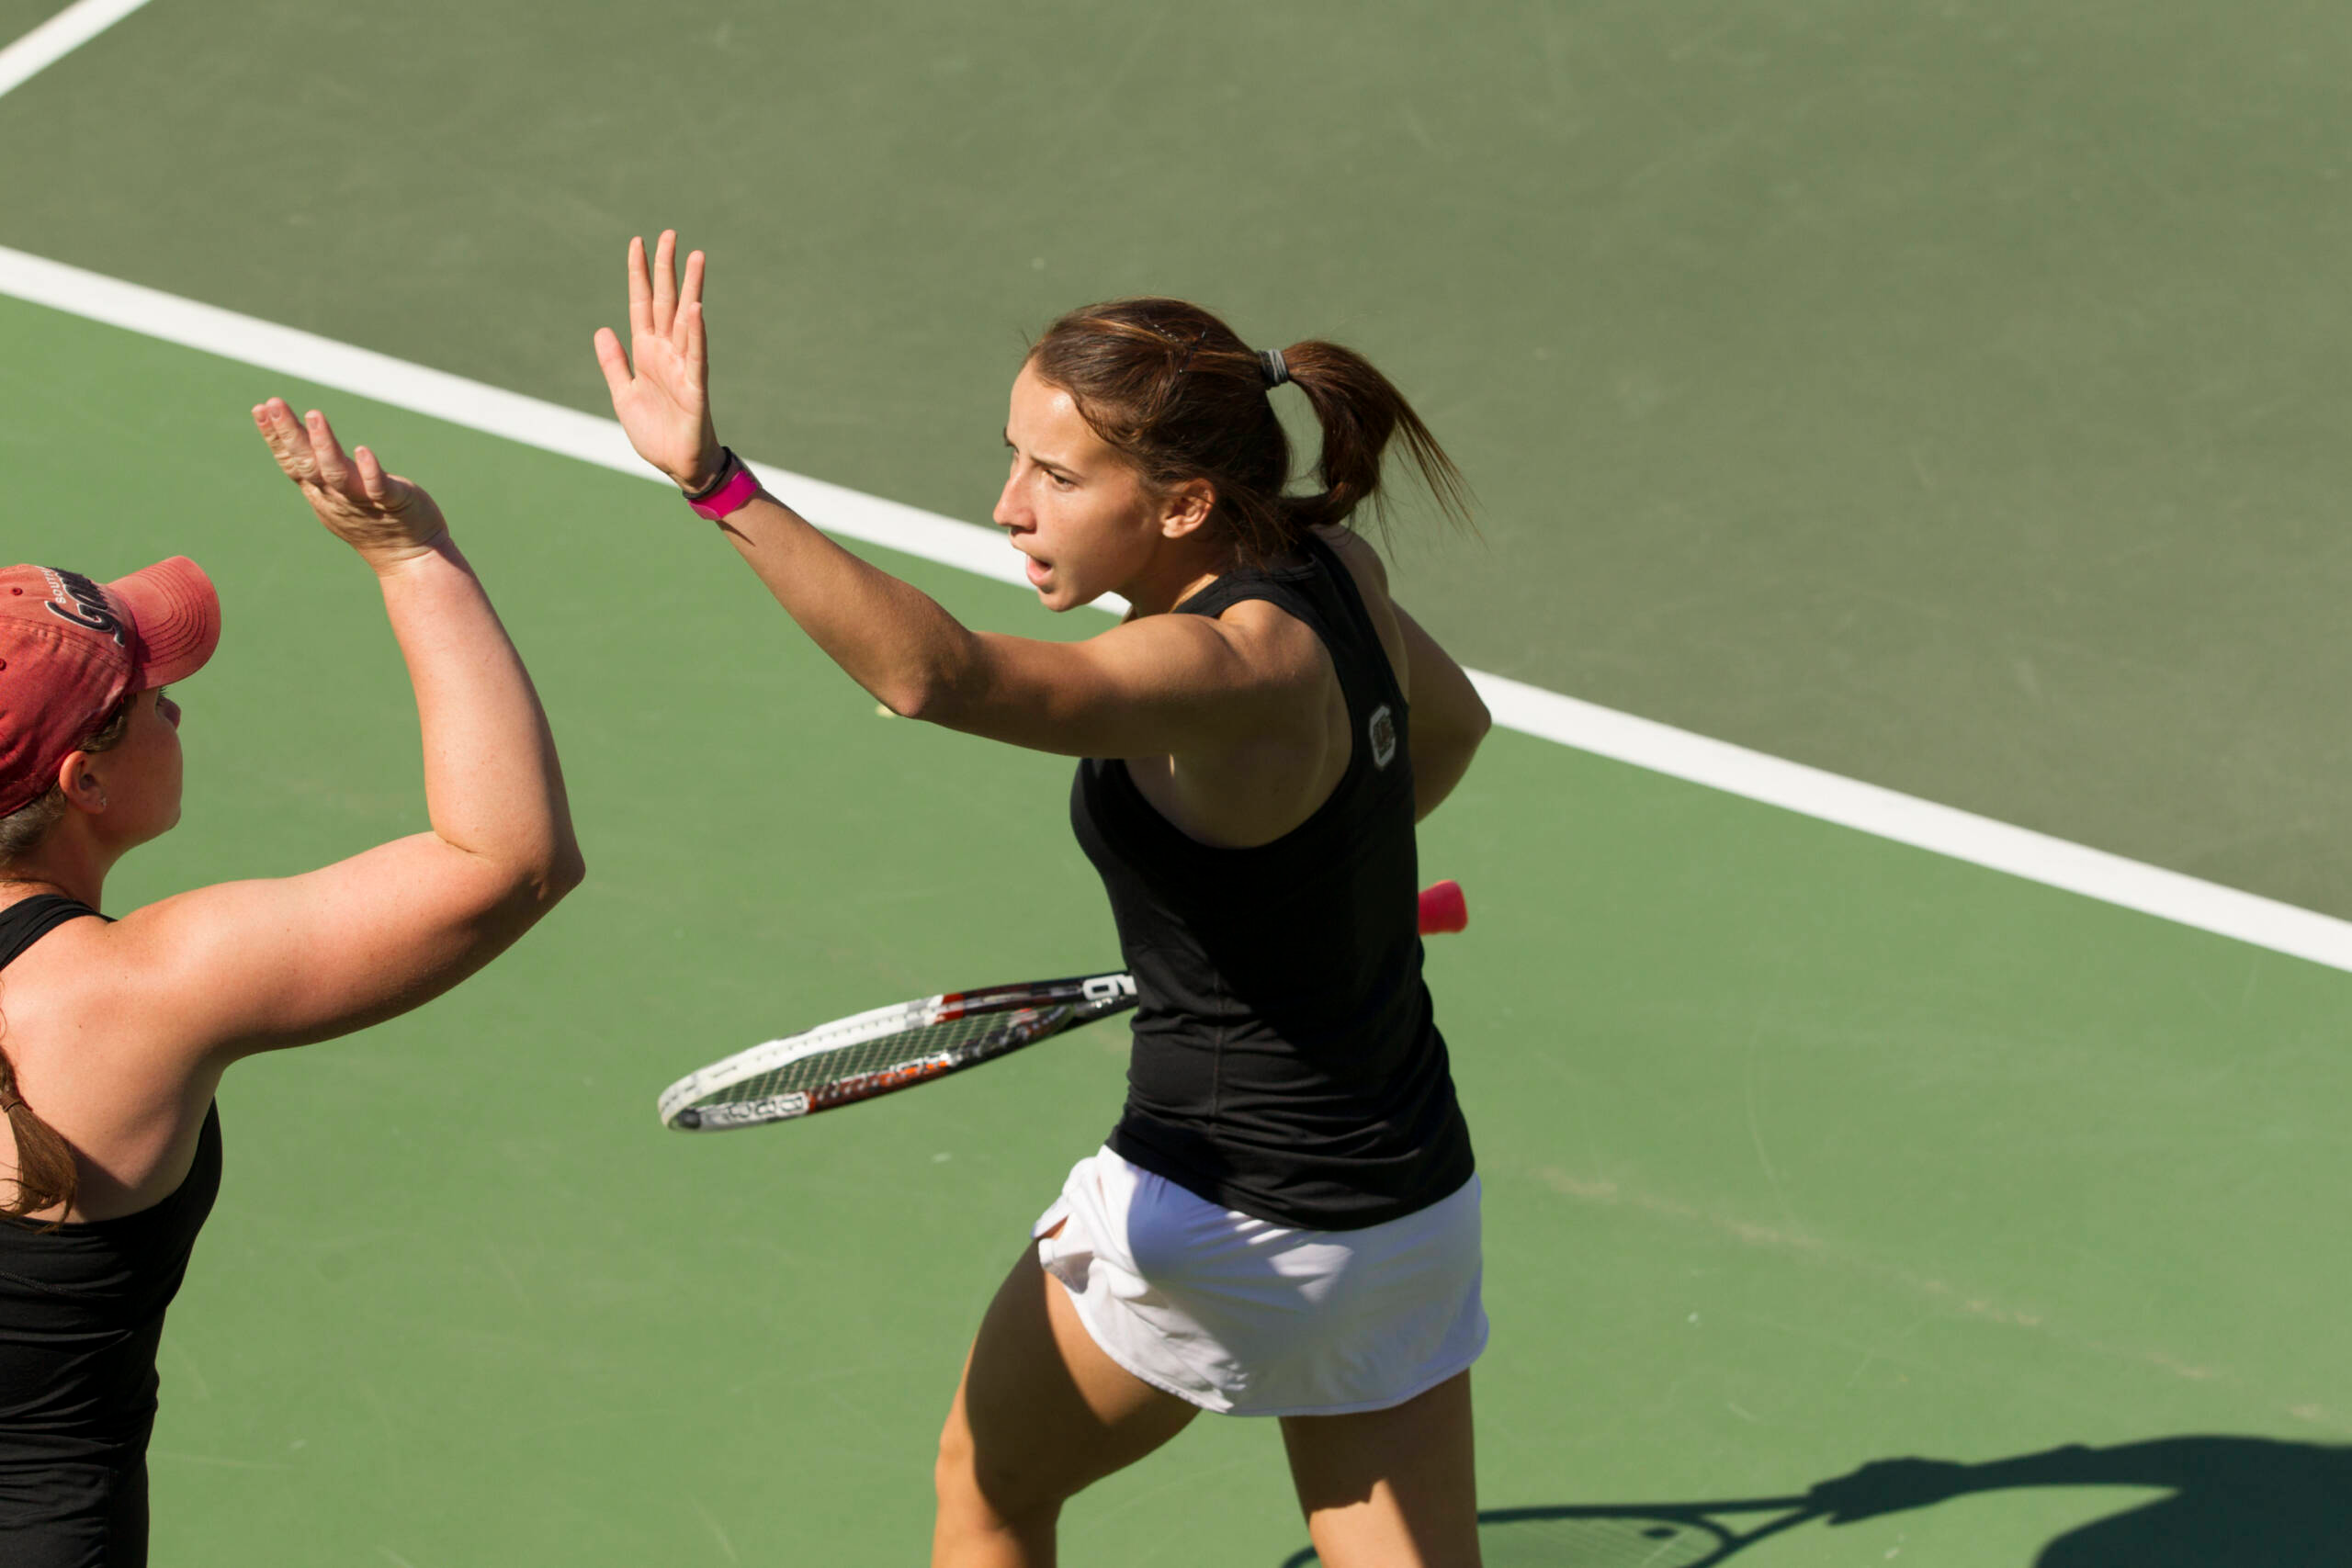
[594,230,724,491]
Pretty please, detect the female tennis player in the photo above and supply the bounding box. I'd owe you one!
[600,232,1492,1567]
[0,401,583,1565]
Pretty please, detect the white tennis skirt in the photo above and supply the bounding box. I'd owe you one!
[1032,1145,1487,1417]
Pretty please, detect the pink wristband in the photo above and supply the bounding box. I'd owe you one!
[686,455,762,520]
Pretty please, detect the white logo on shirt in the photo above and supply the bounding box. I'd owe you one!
[1368,705,1397,769]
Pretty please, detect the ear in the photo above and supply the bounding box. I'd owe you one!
[56,751,106,815]
[1158,479,1216,539]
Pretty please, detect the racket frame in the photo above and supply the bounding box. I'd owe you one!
[657,971,1137,1131]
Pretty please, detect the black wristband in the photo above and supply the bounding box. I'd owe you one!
[683,448,740,502]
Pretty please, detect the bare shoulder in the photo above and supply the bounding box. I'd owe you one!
[16,885,266,1050]
[0,904,119,997]
[0,908,203,1116]
[1203,595,1337,695]
[6,902,198,1046]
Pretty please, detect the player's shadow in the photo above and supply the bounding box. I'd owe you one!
[1276,1435,2352,1565]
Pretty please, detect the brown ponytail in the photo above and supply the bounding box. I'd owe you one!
[0,1039,75,1224]
[1027,299,1469,566]
[0,694,133,1224]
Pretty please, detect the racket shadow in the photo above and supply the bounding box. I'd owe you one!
[1274,1434,2352,1567]
[1276,1495,1818,1568]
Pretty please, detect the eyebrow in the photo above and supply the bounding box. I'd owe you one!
[1003,430,1078,477]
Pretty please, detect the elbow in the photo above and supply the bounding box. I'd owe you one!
[542,840,588,902]
[503,838,587,918]
[876,629,986,727]
[1440,691,1492,755]
[877,671,966,727]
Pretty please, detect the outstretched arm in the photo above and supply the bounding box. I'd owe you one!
[594,232,1319,759]
[116,403,584,1058]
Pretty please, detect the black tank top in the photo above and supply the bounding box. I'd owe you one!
[1071,534,1476,1230]
[0,895,222,1566]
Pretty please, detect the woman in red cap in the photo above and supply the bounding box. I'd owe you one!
[600,234,1494,1568]
[0,400,584,1565]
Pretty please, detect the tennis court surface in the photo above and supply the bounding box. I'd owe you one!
[5,3,2350,1562]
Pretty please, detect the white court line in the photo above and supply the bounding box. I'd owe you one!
[0,0,152,98]
[5,243,2352,975]
[1477,674,2352,972]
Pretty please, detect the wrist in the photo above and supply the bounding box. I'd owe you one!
[363,531,456,578]
[683,448,763,520]
[677,444,730,496]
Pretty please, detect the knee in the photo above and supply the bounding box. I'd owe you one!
[933,1414,1062,1532]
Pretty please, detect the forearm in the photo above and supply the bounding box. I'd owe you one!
[716,491,982,718]
[376,540,581,886]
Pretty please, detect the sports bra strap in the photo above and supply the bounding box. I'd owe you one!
[0,895,101,972]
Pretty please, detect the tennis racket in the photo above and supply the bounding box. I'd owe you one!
[1280,1495,1819,1568]
[657,879,1470,1132]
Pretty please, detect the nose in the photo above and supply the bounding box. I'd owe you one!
[992,468,1029,534]
[159,695,182,729]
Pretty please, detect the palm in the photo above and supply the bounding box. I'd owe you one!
[253,400,449,564]
[595,231,720,488]
[614,335,703,473]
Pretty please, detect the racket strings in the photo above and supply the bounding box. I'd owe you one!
[692,1005,1068,1109]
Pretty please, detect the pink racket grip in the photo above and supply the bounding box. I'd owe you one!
[1417,879,1467,936]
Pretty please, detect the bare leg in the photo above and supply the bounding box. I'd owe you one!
[933,1236,1199,1568]
[1280,1371,1482,1568]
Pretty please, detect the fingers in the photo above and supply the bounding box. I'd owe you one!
[306,409,354,492]
[627,233,652,339]
[684,299,707,381]
[354,446,390,505]
[650,230,678,333]
[677,245,700,333]
[253,397,315,481]
[593,325,632,400]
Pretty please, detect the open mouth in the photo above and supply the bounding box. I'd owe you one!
[1023,555,1052,588]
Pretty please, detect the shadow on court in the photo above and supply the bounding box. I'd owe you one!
[1275,1436,2352,1566]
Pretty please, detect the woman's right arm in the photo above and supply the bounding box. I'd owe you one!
[114,401,584,1057]
[1395,604,1489,821]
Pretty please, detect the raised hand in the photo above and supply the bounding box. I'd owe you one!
[253,400,449,568]
[594,231,723,491]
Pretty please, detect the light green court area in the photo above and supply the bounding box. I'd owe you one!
[6,292,2347,1564]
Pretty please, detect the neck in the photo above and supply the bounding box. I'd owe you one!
[0,836,113,912]
[1119,534,1238,619]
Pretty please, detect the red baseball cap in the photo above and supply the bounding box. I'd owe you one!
[0,558,220,819]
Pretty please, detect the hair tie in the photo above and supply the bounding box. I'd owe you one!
[1259,349,1291,389]
[0,1092,20,1115]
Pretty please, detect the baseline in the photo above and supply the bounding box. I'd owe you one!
[5,243,2352,976]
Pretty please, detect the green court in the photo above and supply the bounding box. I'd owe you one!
[4,2,2350,1562]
